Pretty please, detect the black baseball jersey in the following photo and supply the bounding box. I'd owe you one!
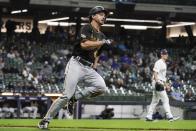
[72,24,106,63]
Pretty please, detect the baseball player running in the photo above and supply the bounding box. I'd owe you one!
[38,6,113,129]
[146,49,179,122]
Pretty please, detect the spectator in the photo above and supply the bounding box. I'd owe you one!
[5,19,17,41]
[0,17,3,41]
[22,101,38,119]
[1,103,16,118]
[58,107,71,119]
[44,27,53,42]
[184,89,195,102]
[0,57,5,72]
[7,49,16,59]
[97,105,114,119]
[169,89,184,102]
[152,111,163,120]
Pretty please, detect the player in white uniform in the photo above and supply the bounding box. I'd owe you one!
[146,49,179,122]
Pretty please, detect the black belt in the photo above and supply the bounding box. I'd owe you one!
[73,56,93,67]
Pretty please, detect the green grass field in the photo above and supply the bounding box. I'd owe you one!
[0,119,195,131]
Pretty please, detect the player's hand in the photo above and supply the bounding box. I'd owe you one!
[102,39,113,45]
[164,83,171,90]
[92,64,97,70]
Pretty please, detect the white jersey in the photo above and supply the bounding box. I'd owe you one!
[153,58,167,82]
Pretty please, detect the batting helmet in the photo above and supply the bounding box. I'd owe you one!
[89,6,109,17]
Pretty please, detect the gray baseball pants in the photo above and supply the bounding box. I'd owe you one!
[44,57,107,120]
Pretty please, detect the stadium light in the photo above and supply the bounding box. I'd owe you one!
[22,9,28,12]
[109,11,114,15]
[11,10,21,14]
[80,23,115,27]
[38,17,70,24]
[107,18,162,24]
[121,25,148,30]
[102,24,115,27]
[81,17,162,24]
[167,22,195,28]
[47,22,59,26]
[44,93,62,97]
[51,11,58,15]
[59,22,76,26]
[148,26,162,29]
[121,22,195,30]
[1,92,21,95]
[47,22,76,26]
[11,9,28,14]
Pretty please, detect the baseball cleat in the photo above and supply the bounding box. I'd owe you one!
[145,117,154,121]
[38,119,50,129]
[66,110,74,119]
[168,116,180,122]
[66,101,74,119]
[66,98,76,119]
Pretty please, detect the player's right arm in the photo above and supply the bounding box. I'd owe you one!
[80,24,112,50]
[81,40,103,49]
[153,61,159,83]
[153,71,159,83]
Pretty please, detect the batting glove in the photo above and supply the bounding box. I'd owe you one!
[102,39,112,45]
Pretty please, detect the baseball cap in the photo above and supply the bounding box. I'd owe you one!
[160,49,168,55]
